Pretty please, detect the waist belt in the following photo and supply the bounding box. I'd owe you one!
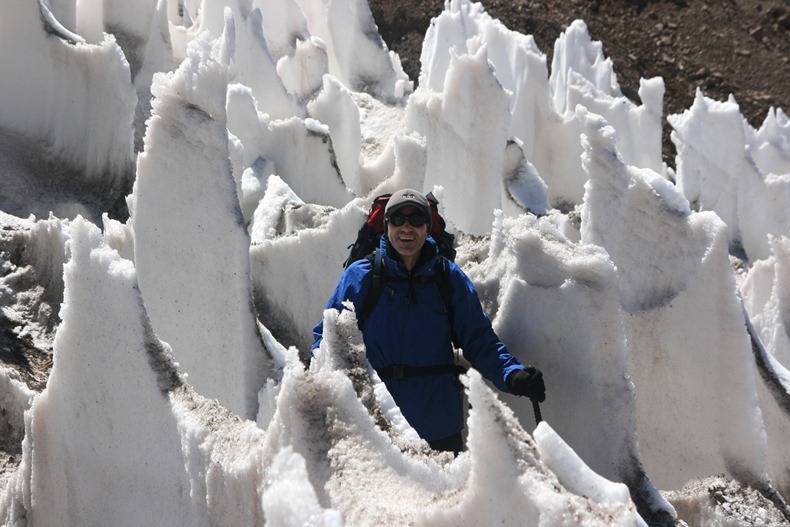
[375,364,467,380]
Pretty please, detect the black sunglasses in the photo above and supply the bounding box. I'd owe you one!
[388,211,427,227]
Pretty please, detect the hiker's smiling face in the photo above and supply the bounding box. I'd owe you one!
[387,205,428,270]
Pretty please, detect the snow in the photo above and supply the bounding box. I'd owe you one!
[0,0,136,185]
[0,0,789,525]
[131,28,270,419]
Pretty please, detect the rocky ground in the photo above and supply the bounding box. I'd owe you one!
[369,0,790,166]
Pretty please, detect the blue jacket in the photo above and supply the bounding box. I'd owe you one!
[312,236,525,441]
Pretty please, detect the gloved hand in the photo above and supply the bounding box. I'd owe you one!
[507,367,545,402]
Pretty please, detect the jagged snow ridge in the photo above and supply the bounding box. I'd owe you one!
[0,0,789,525]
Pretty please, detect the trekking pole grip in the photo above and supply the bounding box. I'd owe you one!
[531,397,542,425]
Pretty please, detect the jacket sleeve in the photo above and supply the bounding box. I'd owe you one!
[311,261,371,351]
[448,264,524,392]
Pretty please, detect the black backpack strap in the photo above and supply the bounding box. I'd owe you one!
[432,256,460,348]
[432,256,451,311]
[358,249,384,328]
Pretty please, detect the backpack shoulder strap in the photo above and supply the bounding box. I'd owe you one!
[358,249,384,327]
[432,256,452,311]
[432,256,460,348]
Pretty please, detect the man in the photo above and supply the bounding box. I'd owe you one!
[312,189,545,453]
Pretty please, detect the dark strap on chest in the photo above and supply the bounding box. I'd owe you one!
[359,249,384,325]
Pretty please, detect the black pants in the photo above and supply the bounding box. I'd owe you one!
[428,433,464,455]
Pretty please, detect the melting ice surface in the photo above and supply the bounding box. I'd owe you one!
[1,0,790,525]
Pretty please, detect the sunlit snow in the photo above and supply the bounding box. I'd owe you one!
[1,0,789,525]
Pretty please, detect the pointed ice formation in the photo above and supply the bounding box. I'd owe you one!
[550,19,621,116]
[415,2,665,216]
[0,0,136,187]
[580,106,768,490]
[132,21,270,419]
[741,237,790,497]
[249,178,365,351]
[418,370,648,526]
[2,217,197,526]
[749,107,790,177]
[465,209,671,521]
[406,44,512,235]
[295,0,411,100]
[670,90,790,262]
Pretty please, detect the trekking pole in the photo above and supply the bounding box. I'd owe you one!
[531,397,542,425]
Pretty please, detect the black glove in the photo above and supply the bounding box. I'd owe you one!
[507,367,545,402]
